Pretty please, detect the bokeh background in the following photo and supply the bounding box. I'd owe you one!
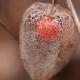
[0,0,80,80]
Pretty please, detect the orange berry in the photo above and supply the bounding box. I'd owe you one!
[37,17,62,42]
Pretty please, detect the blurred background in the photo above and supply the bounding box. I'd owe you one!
[0,0,80,80]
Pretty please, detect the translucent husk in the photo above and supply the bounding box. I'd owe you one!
[20,0,80,80]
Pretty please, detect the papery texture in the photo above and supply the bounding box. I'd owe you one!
[20,2,80,80]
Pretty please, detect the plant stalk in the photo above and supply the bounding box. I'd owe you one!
[50,0,55,14]
[0,19,18,41]
[66,0,80,33]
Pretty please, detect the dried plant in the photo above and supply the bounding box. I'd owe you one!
[20,0,80,80]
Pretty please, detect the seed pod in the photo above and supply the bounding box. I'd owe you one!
[20,2,80,80]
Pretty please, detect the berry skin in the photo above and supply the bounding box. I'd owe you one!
[37,17,62,42]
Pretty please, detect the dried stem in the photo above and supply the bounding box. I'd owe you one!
[66,0,80,33]
[50,0,55,14]
[0,19,18,41]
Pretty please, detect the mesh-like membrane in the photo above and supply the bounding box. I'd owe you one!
[20,2,78,80]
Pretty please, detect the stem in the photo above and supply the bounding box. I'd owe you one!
[50,0,55,14]
[66,0,80,33]
[0,19,18,41]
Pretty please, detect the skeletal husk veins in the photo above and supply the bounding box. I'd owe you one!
[20,2,80,80]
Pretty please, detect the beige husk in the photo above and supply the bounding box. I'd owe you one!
[20,1,80,80]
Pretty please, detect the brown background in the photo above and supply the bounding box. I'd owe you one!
[0,0,80,80]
